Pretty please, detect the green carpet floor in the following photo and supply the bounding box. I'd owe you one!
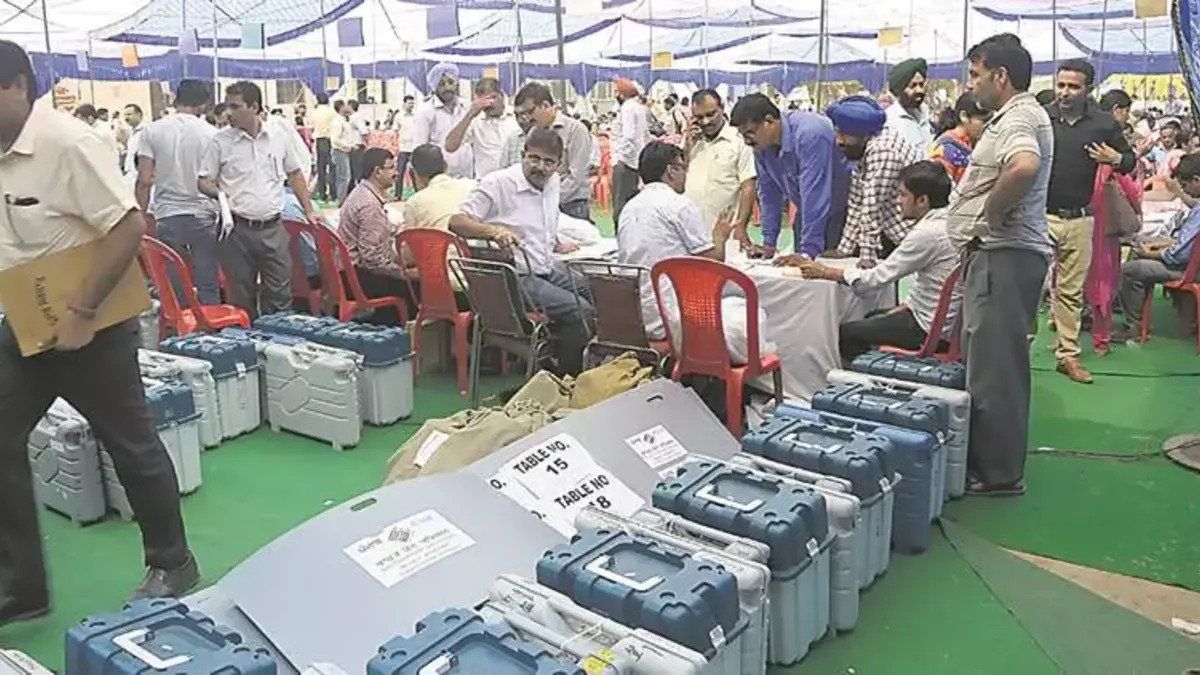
[3,210,1199,672]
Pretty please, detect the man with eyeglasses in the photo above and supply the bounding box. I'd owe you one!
[684,88,757,252]
[450,128,594,375]
[500,82,594,221]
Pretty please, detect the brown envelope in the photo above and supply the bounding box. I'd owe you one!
[0,241,150,356]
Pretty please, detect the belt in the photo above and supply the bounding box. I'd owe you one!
[1048,206,1092,219]
[232,213,281,229]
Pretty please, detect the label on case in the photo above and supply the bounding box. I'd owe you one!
[806,538,820,558]
[625,424,689,470]
[489,433,644,537]
[413,431,450,468]
[343,510,475,588]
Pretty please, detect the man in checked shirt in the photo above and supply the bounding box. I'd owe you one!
[826,95,923,268]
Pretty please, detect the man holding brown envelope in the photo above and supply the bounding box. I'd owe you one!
[0,41,197,629]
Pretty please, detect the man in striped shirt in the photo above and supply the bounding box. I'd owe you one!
[827,95,923,267]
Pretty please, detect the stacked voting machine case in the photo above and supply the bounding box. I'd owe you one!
[573,507,769,675]
[66,598,277,675]
[0,651,53,675]
[159,334,261,439]
[827,369,971,498]
[253,313,413,425]
[27,399,105,525]
[480,574,714,674]
[221,328,362,450]
[850,350,966,390]
[725,454,866,632]
[742,415,894,586]
[536,529,747,675]
[142,377,203,494]
[776,405,936,554]
[653,458,831,665]
[138,349,221,449]
[368,608,583,675]
[811,383,949,517]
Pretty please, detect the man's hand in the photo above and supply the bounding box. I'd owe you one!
[747,245,776,260]
[712,206,736,242]
[554,240,579,254]
[797,260,838,280]
[773,253,810,268]
[857,258,878,269]
[54,304,97,351]
[821,249,849,259]
[1087,142,1123,166]
[1166,177,1186,199]
[1137,242,1166,259]
[685,121,703,147]
[304,208,325,226]
[490,225,522,249]
[470,95,497,117]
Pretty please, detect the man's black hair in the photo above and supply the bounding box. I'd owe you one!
[899,160,952,209]
[637,141,684,185]
[967,33,1034,91]
[730,93,781,127]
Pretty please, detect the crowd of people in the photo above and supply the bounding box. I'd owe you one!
[2,28,1199,629]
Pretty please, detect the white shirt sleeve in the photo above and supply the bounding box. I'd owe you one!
[676,199,715,254]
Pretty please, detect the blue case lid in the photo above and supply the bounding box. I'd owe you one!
[653,460,829,574]
[141,377,198,428]
[812,382,950,437]
[66,598,276,675]
[159,334,258,379]
[743,416,892,499]
[368,608,582,675]
[254,313,411,366]
[776,404,933,473]
[536,529,742,657]
[852,351,966,389]
[219,328,308,348]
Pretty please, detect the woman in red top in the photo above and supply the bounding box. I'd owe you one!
[931,93,990,183]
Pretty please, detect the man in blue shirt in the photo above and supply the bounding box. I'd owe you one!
[1115,153,1200,340]
[730,93,840,259]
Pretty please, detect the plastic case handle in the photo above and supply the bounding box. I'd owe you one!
[418,652,457,675]
[112,628,192,670]
[696,484,763,512]
[585,555,664,592]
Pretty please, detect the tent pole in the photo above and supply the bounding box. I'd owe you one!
[961,0,969,85]
[39,0,55,106]
[87,37,96,103]
[554,0,565,99]
[1098,0,1109,84]
[1052,0,1058,64]
[515,0,525,83]
[182,0,188,78]
[816,0,827,109]
[702,0,709,88]
[1143,19,1148,100]
[212,0,220,97]
[320,0,329,96]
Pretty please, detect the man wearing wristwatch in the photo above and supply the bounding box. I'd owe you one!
[0,41,199,629]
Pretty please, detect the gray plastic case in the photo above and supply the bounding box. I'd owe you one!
[261,342,362,451]
[827,369,970,499]
[0,650,53,675]
[138,349,222,449]
[26,399,105,525]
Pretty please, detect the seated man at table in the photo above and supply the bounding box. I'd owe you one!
[338,147,412,321]
[618,141,773,364]
[402,143,477,232]
[790,160,960,362]
[449,128,593,375]
[1114,153,1200,341]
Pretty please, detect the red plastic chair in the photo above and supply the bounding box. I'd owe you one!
[282,219,324,314]
[309,224,411,324]
[1139,239,1200,353]
[395,228,474,395]
[138,236,250,338]
[879,264,964,362]
[650,257,783,435]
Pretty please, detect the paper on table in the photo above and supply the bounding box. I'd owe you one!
[217,192,234,240]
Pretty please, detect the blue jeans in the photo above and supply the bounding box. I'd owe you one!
[520,261,594,375]
[333,150,352,203]
[155,213,220,304]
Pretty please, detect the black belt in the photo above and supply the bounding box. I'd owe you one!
[1047,206,1092,219]
[233,213,281,229]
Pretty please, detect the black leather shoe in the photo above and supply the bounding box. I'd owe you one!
[0,603,50,629]
[128,554,200,602]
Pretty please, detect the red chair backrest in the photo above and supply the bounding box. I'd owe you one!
[1180,232,1200,285]
[138,235,202,326]
[308,223,370,307]
[282,219,319,294]
[396,228,468,318]
[920,264,964,358]
[650,257,763,377]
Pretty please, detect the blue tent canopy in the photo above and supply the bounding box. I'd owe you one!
[974,0,1134,21]
[424,11,620,56]
[1060,16,1176,54]
[87,0,363,48]
[1177,0,1200,116]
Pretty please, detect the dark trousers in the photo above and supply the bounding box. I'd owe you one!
[314,137,333,201]
[961,247,1048,486]
[0,320,189,616]
[352,266,419,324]
[156,214,220,305]
[561,198,591,222]
[217,220,293,320]
[395,151,412,199]
[349,147,365,186]
[611,162,640,233]
[839,306,927,363]
[520,262,594,375]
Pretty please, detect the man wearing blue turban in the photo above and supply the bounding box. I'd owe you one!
[825,95,924,267]
[411,62,473,179]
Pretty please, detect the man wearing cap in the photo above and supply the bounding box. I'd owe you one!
[611,78,653,230]
[885,58,934,152]
[412,62,473,179]
[827,95,923,267]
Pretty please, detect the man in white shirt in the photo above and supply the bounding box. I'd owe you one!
[449,128,593,374]
[331,100,359,202]
[310,93,338,201]
[134,79,221,303]
[197,81,320,318]
[444,77,519,179]
[611,78,653,230]
[412,62,472,179]
[347,99,370,185]
[884,58,934,152]
[501,82,595,220]
[618,142,771,365]
[393,95,417,198]
[122,104,147,177]
[684,88,757,246]
[793,160,960,362]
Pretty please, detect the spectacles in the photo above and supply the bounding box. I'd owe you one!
[524,155,561,169]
